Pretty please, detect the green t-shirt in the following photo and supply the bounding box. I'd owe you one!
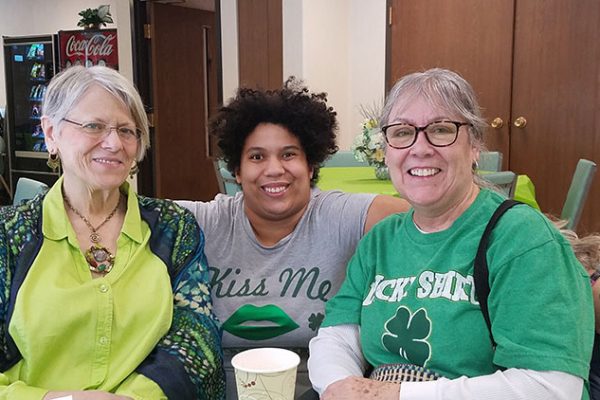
[323,189,593,386]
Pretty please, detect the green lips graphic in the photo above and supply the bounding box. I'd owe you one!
[223,304,299,340]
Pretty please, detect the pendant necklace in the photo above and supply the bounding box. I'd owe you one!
[63,189,121,274]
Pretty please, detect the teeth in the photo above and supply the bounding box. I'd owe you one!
[264,186,286,193]
[409,168,439,177]
[95,158,122,165]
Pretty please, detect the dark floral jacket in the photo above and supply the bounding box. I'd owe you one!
[0,193,225,399]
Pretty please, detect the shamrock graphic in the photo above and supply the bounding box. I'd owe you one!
[308,312,324,331]
[382,306,432,366]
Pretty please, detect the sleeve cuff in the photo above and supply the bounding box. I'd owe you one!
[4,382,48,400]
[114,372,167,400]
[137,348,195,400]
[400,380,439,400]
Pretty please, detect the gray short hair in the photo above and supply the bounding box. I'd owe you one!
[42,66,149,161]
[380,68,487,151]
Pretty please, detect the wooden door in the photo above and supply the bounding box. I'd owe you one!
[237,0,283,90]
[509,0,600,232]
[387,0,600,231]
[149,2,220,200]
[387,0,515,161]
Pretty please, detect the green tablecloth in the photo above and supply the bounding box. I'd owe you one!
[317,167,540,210]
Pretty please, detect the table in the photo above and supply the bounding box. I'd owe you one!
[317,167,540,210]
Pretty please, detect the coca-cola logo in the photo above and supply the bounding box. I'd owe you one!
[65,33,115,57]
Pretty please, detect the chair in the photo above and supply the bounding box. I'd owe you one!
[481,171,517,198]
[560,159,597,231]
[13,177,48,206]
[0,137,12,201]
[478,151,503,172]
[323,151,368,168]
[213,159,241,196]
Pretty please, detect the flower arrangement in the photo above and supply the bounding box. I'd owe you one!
[77,5,113,30]
[351,105,389,179]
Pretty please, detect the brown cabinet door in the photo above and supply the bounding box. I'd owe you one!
[510,0,600,231]
[387,0,515,161]
[387,0,600,231]
[149,2,220,201]
[237,0,283,90]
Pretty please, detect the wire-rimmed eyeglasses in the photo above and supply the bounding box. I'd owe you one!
[62,118,141,143]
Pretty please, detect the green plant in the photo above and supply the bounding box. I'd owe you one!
[77,5,114,28]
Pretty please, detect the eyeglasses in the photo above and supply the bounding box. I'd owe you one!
[382,120,471,149]
[62,118,141,143]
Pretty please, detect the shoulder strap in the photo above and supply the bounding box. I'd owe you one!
[474,199,521,347]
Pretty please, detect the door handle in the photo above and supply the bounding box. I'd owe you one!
[513,117,527,128]
[491,117,504,129]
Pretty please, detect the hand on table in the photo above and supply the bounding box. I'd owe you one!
[321,376,400,400]
[43,391,132,400]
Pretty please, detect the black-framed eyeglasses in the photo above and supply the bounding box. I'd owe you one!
[382,120,471,149]
[62,118,141,143]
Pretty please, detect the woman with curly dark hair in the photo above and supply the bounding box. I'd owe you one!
[215,78,338,185]
[178,78,408,399]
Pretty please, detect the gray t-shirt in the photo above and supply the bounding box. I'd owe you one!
[177,189,375,398]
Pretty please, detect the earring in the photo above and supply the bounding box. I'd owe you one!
[47,152,60,172]
[129,162,139,178]
[472,160,479,172]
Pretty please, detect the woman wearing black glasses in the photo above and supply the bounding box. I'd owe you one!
[308,68,593,400]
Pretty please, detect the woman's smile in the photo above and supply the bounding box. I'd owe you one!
[407,167,441,177]
[262,182,289,195]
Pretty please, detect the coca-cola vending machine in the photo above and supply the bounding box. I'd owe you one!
[2,34,60,193]
[58,29,118,70]
[1,30,118,200]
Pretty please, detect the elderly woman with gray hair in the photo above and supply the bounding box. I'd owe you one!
[0,66,224,399]
[308,68,593,400]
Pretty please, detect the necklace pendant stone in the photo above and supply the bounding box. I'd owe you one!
[85,244,115,274]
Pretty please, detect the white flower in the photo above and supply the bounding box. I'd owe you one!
[352,117,386,169]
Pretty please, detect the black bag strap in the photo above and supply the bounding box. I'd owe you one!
[474,199,522,347]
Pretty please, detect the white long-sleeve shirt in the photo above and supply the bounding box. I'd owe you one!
[308,325,583,400]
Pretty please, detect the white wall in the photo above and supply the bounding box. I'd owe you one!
[287,0,386,150]
[301,0,351,149]
[0,0,133,109]
[220,0,239,102]
[282,0,303,81]
[348,0,387,142]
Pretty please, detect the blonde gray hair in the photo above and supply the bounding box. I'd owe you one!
[42,65,149,161]
[380,68,487,151]
[549,215,600,274]
[380,68,490,187]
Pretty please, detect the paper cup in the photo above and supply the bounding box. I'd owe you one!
[231,347,301,400]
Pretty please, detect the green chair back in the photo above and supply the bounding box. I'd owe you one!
[481,171,517,198]
[560,159,597,231]
[479,151,503,172]
[323,151,368,168]
[220,167,241,195]
[213,159,241,196]
[13,177,48,206]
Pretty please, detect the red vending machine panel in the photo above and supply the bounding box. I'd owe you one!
[58,29,118,70]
